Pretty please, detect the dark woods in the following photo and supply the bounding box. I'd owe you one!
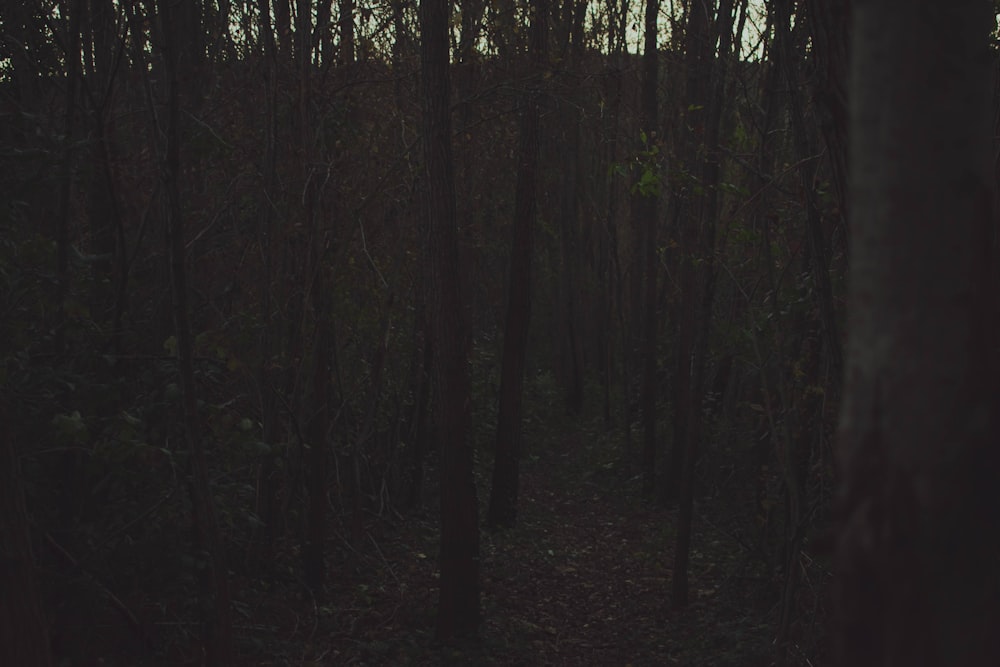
[1,0,997,665]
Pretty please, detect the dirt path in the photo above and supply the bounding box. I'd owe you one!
[478,428,678,665]
[252,423,774,666]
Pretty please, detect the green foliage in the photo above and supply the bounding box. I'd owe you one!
[50,411,89,446]
[610,131,663,198]
[632,131,662,198]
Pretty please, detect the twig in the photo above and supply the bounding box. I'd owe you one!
[44,532,150,648]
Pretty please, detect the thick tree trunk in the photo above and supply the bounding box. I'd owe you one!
[835,2,1000,665]
[420,0,481,639]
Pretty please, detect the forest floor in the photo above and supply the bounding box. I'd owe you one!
[225,418,799,666]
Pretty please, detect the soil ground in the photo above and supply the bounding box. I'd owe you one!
[222,420,796,666]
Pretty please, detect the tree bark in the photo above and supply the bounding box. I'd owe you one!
[777,0,843,388]
[637,0,659,498]
[835,2,1000,665]
[554,0,586,416]
[487,0,547,530]
[252,0,283,572]
[804,0,850,250]
[672,0,732,609]
[55,0,82,358]
[158,0,235,660]
[666,0,714,505]
[339,0,355,65]
[304,274,330,596]
[0,404,53,667]
[420,0,481,639]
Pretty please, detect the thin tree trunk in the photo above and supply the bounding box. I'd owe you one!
[158,0,234,660]
[304,272,330,596]
[637,0,659,498]
[666,0,714,504]
[275,0,292,59]
[487,0,546,530]
[53,0,83,534]
[298,0,330,596]
[420,0,481,639]
[771,0,816,656]
[804,0,849,252]
[0,404,53,667]
[55,0,82,357]
[599,33,626,430]
[672,0,731,609]
[405,311,432,509]
[555,0,586,416]
[316,0,333,66]
[778,0,843,389]
[83,0,121,341]
[253,0,282,572]
[339,0,355,65]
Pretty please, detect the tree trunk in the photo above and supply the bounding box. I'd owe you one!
[778,0,843,389]
[771,0,827,657]
[835,2,1000,665]
[804,0,849,251]
[0,405,53,667]
[487,0,546,530]
[297,0,330,600]
[304,270,330,597]
[275,0,292,59]
[55,0,82,357]
[637,0,659,498]
[420,0,481,639]
[554,0,585,416]
[405,313,432,509]
[339,0,355,65]
[158,0,235,661]
[252,0,283,573]
[672,0,732,608]
[666,0,714,505]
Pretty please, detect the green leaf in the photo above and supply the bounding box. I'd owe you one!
[163,335,178,356]
[51,411,89,446]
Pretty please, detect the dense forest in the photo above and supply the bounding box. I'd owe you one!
[2,0,999,665]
